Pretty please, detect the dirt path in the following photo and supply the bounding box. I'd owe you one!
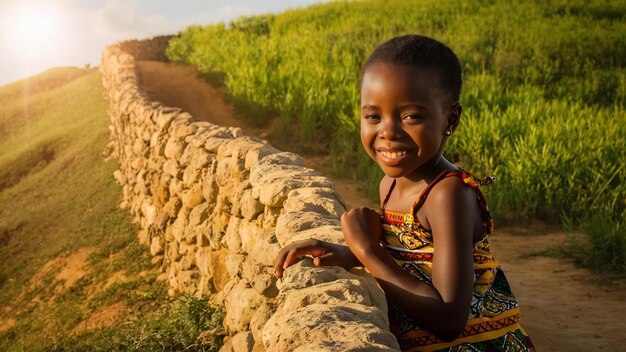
[136,60,626,351]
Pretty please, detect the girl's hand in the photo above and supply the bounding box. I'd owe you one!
[274,239,361,278]
[340,207,383,256]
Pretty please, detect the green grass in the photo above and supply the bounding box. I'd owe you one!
[167,0,626,272]
[46,294,225,352]
[0,68,223,350]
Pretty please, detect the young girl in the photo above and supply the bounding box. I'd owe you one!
[274,34,535,351]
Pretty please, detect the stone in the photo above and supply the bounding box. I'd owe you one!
[215,158,233,187]
[163,159,180,178]
[223,216,243,253]
[249,163,319,189]
[163,196,182,218]
[221,331,254,352]
[188,202,211,227]
[195,247,212,277]
[137,228,149,246]
[147,156,163,172]
[294,341,399,351]
[242,261,278,297]
[204,136,231,153]
[152,184,169,208]
[132,138,145,156]
[176,270,197,292]
[182,165,201,187]
[202,170,219,204]
[249,303,275,350]
[223,279,266,333]
[218,137,266,160]
[283,187,346,217]
[130,157,144,170]
[210,248,233,291]
[195,220,212,247]
[275,212,340,246]
[240,189,264,220]
[171,207,190,242]
[169,112,199,138]
[249,233,280,267]
[180,247,197,270]
[142,129,151,142]
[179,143,195,167]
[228,157,247,182]
[209,211,230,249]
[152,211,170,230]
[164,136,186,159]
[244,144,280,170]
[151,255,163,266]
[229,127,243,137]
[257,176,334,208]
[142,203,157,226]
[259,152,305,166]
[220,336,233,352]
[225,252,245,278]
[113,170,126,185]
[261,206,281,228]
[239,219,263,255]
[164,226,175,242]
[150,236,163,256]
[159,173,172,187]
[189,148,212,169]
[155,107,181,129]
[198,325,226,348]
[262,303,399,352]
[189,127,216,148]
[181,185,204,208]
[282,225,344,247]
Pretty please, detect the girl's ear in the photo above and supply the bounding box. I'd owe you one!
[446,102,462,134]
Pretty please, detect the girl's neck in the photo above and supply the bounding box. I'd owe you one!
[394,154,456,196]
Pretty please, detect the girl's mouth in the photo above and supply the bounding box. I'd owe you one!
[377,149,410,166]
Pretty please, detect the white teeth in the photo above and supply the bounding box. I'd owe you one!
[380,150,408,158]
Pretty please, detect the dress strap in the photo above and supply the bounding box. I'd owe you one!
[380,178,397,214]
[410,168,496,234]
[379,169,448,215]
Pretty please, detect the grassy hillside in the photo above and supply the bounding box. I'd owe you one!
[167,0,626,272]
[0,68,222,351]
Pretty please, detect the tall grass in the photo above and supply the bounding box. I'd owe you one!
[167,0,626,271]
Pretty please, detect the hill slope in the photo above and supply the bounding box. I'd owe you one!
[0,68,222,351]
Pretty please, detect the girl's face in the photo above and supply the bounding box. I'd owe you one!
[360,62,458,179]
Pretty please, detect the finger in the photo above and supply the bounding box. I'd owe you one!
[283,247,307,270]
[313,252,338,267]
[275,239,329,277]
[274,245,292,278]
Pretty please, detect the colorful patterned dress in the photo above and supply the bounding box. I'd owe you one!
[380,168,535,351]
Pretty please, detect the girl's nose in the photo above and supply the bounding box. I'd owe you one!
[378,117,402,140]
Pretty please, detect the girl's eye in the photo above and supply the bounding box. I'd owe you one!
[402,114,420,120]
[364,114,381,121]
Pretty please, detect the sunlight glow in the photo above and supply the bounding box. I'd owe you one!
[1,2,68,66]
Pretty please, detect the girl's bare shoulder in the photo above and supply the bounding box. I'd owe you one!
[421,175,483,238]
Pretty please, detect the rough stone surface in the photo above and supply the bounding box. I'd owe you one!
[101,36,399,352]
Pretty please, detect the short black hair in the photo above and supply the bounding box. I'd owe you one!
[359,34,462,104]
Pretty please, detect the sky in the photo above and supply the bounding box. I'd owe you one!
[0,0,327,86]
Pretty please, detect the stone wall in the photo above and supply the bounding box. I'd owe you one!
[100,36,400,352]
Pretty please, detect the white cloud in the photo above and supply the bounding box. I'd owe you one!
[89,0,181,40]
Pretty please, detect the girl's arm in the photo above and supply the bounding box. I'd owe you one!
[342,177,478,341]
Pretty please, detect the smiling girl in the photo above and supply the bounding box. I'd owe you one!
[274,34,535,351]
